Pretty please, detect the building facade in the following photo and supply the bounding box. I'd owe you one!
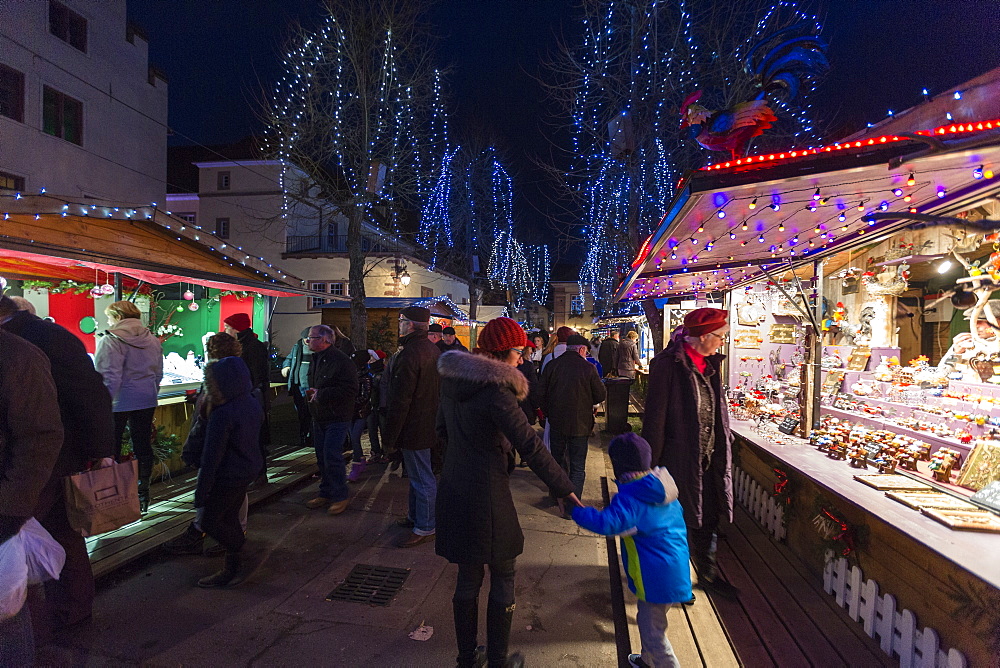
[166,155,471,352]
[0,0,168,202]
[550,280,596,336]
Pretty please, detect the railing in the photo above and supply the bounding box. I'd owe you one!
[285,234,398,254]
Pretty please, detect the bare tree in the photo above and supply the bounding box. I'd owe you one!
[541,0,826,332]
[263,0,446,348]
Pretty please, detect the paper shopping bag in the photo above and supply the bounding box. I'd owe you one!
[64,458,141,537]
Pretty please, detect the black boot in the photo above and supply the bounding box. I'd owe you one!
[198,552,241,588]
[486,598,516,668]
[454,598,486,668]
[138,459,154,515]
[163,523,205,555]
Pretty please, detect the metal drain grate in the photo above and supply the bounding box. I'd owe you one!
[326,564,411,606]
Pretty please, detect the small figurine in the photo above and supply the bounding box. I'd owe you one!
[848,445,869,469]
[876,454,898,474]
[827,441,847,460]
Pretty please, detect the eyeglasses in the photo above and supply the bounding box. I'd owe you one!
[707,331,728,341]
[509,348,524,355]
[306,336,323,340]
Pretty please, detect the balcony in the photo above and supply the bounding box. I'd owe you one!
[285,234,399,255]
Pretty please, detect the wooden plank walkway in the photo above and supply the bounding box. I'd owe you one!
[712,505,892,667]
[87,444,317,579]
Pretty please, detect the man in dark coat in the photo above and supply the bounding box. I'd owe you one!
[0,329,63,662]
[383,306,441,548]
[642,308,734,596]
[437,326,468,353]
[598,330,620,378]
[539,334,607,503]
[281,327,314,447]
[224,313,271,475]
[303,325,358,515]
[0,296,115,629]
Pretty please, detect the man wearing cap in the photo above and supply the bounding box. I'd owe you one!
[223,313,271,477]
[539,333,607,506]
[437,326,468,353]
[642,307,736,597]
[384,306,441,547]
[541,326,575,371]
[427,322,444,345]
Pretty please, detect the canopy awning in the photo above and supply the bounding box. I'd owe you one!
[0,193,332,298]
[616,118,1000,302]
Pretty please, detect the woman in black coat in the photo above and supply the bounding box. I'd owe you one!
[436,317,577,668]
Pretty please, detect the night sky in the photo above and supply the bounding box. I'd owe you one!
[128,0,1000,259]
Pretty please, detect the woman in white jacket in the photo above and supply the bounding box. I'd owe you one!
[94,301,163,513]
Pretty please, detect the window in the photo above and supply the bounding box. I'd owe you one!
[217,171,230,190]
[570,295,584,317]
[42,86,83,145]
[214,217,230,239]
[0,64,25,122]
[308,281,347,309]
[176,212,196,225]
[0,171,25,191]
[420,286,434,299]
[49,1,87,52]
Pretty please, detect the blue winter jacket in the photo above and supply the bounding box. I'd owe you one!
[194,357,264,508]
[573,468,692,604]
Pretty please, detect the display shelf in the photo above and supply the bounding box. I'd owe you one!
[823,406,974,462]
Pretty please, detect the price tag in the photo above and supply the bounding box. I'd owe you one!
[777,416,800,435]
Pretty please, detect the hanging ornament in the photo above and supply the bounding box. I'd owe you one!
[188,302,200,311]
[90,286,104,298]
[176,304,185,313]
[183,289,195,301]
[99,283,115,295]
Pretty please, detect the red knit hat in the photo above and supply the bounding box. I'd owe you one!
[477,317,528,352]
[683,308,728,337]
[555,326,575,342]
[223,312,252,331]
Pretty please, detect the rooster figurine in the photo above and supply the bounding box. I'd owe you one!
[680,22,829,159]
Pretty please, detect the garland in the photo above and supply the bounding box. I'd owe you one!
[772,467,792,507]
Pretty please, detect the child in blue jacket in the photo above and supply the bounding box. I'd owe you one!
[572,432,692,668]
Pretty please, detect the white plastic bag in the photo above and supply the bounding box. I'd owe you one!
[21,518,66,584]
[0,531,28,622]
[0,518,65,622]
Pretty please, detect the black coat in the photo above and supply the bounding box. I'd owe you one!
[2,310,115,478]
[641,339,733,528]
[383,330,440,452]
[236,328,270,393]
[435,351,574,564]
[539,350,607,437]
[598,337,620,377]
[437,339,468,353]
[307,345,358,423]
[517,357,540,425]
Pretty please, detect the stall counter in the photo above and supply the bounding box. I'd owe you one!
[731,420,999,666]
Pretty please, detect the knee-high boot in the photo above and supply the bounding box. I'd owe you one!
[453,598,485,667]
[137,459,154,515]
[486,598,521,668]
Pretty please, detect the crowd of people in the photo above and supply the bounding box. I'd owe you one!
[1,291,734,668]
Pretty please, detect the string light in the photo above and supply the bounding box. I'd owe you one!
[748,197,757,210]
[907,172,916,186]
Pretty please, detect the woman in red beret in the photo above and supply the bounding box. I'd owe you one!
[436,317,579,668]
[641,307,737,598]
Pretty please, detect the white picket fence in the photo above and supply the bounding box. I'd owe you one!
[823,555,968,668]
[733,466,786,540]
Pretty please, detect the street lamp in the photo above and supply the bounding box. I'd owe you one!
[400,269,411,286]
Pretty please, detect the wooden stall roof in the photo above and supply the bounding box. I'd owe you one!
[616,119,1000,302]
[0,193,335,298]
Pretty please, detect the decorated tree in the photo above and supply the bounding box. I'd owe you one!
[545,0,827,329]
[264,0,447,347]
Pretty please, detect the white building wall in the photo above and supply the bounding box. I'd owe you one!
[167,160,470,354]
[0,0,168,203]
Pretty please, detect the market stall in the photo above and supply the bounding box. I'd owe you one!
[614,118,1000,666]
[320,295,477,351]
[0,192,321,475]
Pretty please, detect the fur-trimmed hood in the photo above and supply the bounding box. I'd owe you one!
[437,350,529,401]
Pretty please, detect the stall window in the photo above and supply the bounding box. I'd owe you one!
[217,171,231,190]
[0,171,25,192]
[215,217,230,238]
[42,86,83,145]
[49,1,88,52]
[0,64,25,122]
